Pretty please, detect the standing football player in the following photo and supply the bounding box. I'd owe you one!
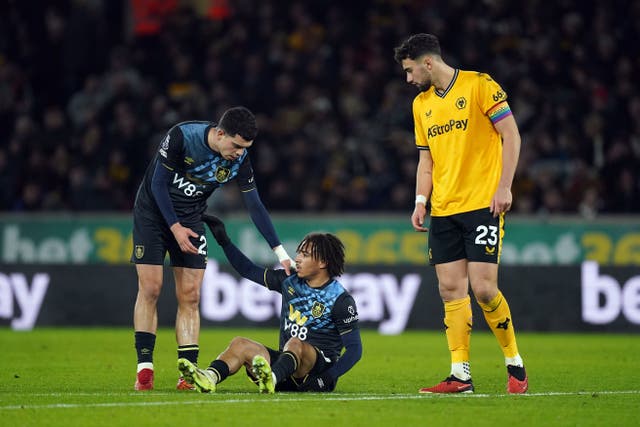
[131,107,293,391]
[394,33,528,394]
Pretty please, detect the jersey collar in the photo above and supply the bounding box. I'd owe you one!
[434,68,459,98]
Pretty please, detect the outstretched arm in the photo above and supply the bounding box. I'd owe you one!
[242,189,294,273]
[202,213,268,284]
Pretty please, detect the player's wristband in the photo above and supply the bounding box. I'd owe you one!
[415,194,427,206]
[273,245,290,262]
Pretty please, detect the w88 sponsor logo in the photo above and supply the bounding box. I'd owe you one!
[172,174,204,197]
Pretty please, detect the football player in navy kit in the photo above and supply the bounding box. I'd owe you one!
[177,214,362,393]
[131,107,294,391]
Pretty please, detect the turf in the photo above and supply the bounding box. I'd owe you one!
[0,328,638,426]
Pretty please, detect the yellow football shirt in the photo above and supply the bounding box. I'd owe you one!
[413,69,512,216]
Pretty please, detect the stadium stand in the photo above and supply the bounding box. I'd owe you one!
[0,0,638,215]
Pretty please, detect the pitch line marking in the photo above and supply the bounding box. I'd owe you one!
[0,390,639,410]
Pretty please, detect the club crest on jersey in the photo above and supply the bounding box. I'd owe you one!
[456,97,467,110]
[215,166,230,182]
[311,301,326,318]
[135,245,145,259]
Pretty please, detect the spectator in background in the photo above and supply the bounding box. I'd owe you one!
[0,1,638,216]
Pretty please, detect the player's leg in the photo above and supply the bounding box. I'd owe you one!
[280,337,317,381]
[469,261,527,393]
[170,222,207,390]
[465,209,527,393]
[292,345,337,392]
[252,337,318,394]
[131,212,168,391]
[173,266,205,375]
[133,264,163,390]
[179,337,269,393]
[420,259,475,393]
[420,216,474,394]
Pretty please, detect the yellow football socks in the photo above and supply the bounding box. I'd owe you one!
[478,291,519,359]
[444,296,473,364]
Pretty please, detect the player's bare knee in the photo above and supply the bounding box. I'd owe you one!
[139,281,162,301]
[229,336,251,349]
[177,286,200,305]
[473,286,498,304]
[283,337,304,352]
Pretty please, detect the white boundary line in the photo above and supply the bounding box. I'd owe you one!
[0,390,639,410]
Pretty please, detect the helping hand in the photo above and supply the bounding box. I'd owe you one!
[274,245,295,275]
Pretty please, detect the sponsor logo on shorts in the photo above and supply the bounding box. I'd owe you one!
[485,245,496,255]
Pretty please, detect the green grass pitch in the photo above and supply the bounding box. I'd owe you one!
[1,328,638,426]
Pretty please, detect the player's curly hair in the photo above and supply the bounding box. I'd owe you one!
[218,106,258,141]
[297,233,345,278]
[394,33,441,63]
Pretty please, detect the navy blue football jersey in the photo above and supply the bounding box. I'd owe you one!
[264,270,359,361]
[134,121,256,224]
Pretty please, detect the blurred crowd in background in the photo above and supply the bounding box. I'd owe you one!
[1,0,639,216]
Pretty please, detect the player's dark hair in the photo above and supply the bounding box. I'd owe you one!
[297,233,345,278]
[394,33,441,63]
[218,106,258,141]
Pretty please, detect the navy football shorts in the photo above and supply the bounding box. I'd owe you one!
[130,210,208,269]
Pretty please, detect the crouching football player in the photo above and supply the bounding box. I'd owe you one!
[177,214,362,393]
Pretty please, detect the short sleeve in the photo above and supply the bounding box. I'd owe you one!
[475,73,508,114]
[332,293,359,335]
